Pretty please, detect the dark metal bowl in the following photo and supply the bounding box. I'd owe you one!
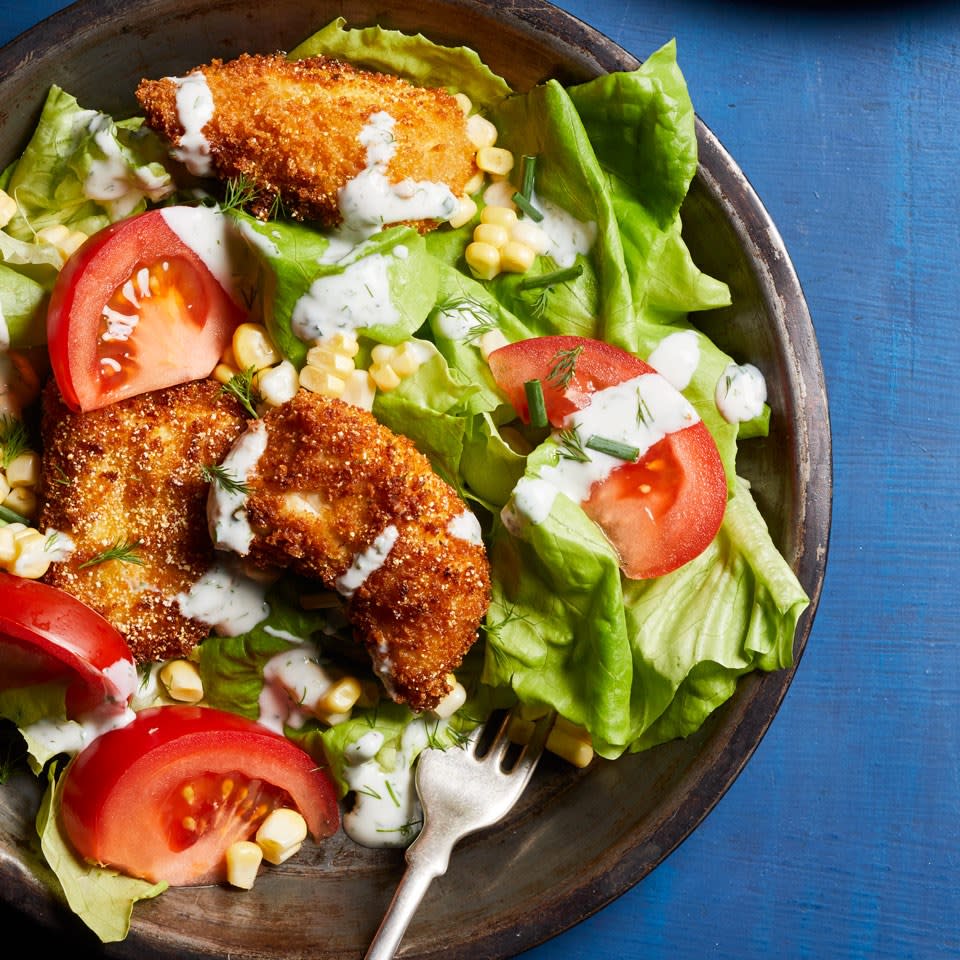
[0,1,831,957]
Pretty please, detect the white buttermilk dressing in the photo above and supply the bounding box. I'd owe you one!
[335,524,400,598]
[648,330,701,391]
[291,251,399,342]
[500,476,557,535]
[531,191,597,268]
[22,703,136,761]
[338,111,458,233]
[342,719,440,848]
[715,362,767,423]
[207,420,267,555]
[159,205,248,305]
[170,72,215,176]
[236,217,282,259]
[83,114,173,218]
[176,559,270,636]
[257,644,337,733]
[447,509,483,546]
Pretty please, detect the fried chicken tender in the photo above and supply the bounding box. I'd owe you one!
[135,53,478,228]
[37,379,248,662]
[213,391,490,712]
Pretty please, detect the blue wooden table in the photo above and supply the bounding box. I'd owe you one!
[1,1,957,958]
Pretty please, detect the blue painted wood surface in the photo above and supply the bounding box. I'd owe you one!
[1,1,957,958]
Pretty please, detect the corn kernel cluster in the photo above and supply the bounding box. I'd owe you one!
[465,204,549,281]
[225,807,310,889]
[0,523,57,579]
[508,705,595,769]
[1,447,40,521]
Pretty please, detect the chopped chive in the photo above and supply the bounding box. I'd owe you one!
[585,435,641,462]
[511,191,544,222]
[520,155,537,199]
[0,504,30,526]
[524,378,549,428]
[517,263,583,292]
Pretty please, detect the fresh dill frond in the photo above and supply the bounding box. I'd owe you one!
[637,389,653,426]
[436,295,498,338]
[219,175,258,214]
[78,538,145,569]
[547,344,584,389]
[201,462,251,497]
[221,365,260,418]
[557,427,590,463]
[0,415,29,469]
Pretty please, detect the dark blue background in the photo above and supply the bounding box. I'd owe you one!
[2,1,957,957]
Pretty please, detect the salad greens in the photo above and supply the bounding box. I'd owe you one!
[0,16,808,940]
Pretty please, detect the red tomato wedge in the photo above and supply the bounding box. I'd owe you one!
[47,207,245,412]
[488,335,727,579]
[0,573,136,716]
[59,705,340,885]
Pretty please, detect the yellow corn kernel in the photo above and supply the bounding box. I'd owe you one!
[465,241,501,281]
[480,204,519,229]
[510,220,550,255]
[453,92,473,115]
[0,190,17,229]
[340,369,377,411]
[389,342,425,377]
[466,114,498,149]
[256,360,299,408]
[5,451,41,488]
[476,146,514,177]
[37,224,87,261]
[316,676,362,716]
[325,331,360,358]
[0,523,22,564]
[473,222,509,250]
[299,365,346,398]
[232,323,281,372]
[4,486,36,518]
[213,362,239,385]
[463,170,486,196]
[369,362,402,392]
[306,344,355,376]
[9,528,50,579]
[432,677,467,719]
[499,240,537,274]
[159,659,204,703]
[546,717,594,769]
[370,343,396,366]
[483,180,517,210]
[478,329,510,361]
[0,474,10,503]
[226,840,263,890]
[448,194,478,229]
[256,808,308,865]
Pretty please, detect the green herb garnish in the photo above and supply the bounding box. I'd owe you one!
[0,415,29,470]
[0,504,30,526]
[557,427,590,462]
[512,190,543,222]
[637,390,653,427]
[78,538,145,569]
[547,344,584,389]
[585,435,640,462]
[201,463,251,497]
[516,263,583,292]
[524,379,548,428]
[221,366,260,417]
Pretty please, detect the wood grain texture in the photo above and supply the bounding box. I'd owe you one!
[0,1,956,958]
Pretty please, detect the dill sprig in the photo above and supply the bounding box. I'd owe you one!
[637,389,653,426]
[219,175,258,214]
[547,344,583,389]
[557,427,590,463]
[435,295,498,337]
[78,538,144,569]
[201,462,251,497]
[0,415,29,469]
[221,365,260,418]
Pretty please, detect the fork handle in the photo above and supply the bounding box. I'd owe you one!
[364,829,455,960]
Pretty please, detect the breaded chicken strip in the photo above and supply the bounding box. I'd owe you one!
[135,53,478,228]
[209,391,490,712]
[37,380,247,662]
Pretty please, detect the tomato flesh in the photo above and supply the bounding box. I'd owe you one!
[488,335,727,579]
[47,208,245,412]
[59,705,340,885]
[0,573,136,716]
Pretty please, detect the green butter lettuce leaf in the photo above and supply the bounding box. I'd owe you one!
[0,263,48,347]
[289,18,512,108]
[38,765,166,943]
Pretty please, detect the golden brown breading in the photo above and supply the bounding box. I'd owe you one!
[224,391,490,712]
[135,53,478,228]
[37,379,248,662]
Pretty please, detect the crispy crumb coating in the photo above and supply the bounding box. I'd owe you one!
[234,391,490,712]
[37,380,248,662]
[135,53,478,227]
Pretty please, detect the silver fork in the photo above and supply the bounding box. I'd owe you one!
[363,709,554,960]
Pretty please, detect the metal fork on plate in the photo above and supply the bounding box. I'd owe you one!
[363,709,554,960]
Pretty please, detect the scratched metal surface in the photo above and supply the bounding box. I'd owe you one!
[0,1,956,958]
